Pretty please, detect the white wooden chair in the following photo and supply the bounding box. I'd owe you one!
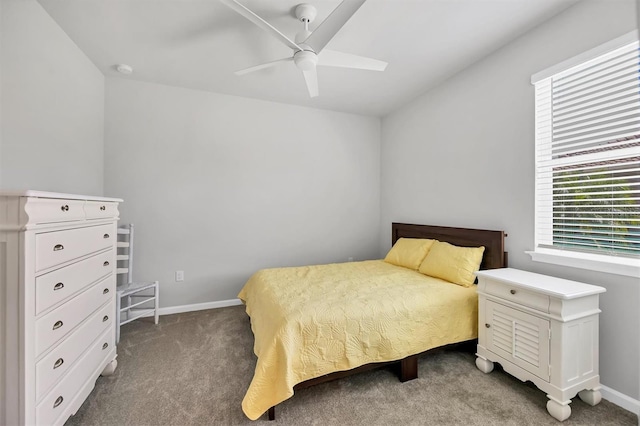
[116,224,159,343]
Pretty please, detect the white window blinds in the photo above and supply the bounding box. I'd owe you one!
[533,39,640,258]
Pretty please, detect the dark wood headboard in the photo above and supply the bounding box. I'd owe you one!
[391,223,507,270]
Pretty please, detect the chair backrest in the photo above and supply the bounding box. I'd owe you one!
[117,224,135,285]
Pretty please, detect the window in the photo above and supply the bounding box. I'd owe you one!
[530,32,640,277]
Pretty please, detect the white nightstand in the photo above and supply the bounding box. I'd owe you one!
[475,268,606,421]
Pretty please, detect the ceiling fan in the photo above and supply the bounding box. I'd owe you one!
[220,0,387,98]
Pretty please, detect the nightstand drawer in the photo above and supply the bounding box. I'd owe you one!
[484,279,550,313]
[35,250,113,315]
[36,302,113,401]
[35,275,114,357]
[35,224,114,272]
[36,327,113,426]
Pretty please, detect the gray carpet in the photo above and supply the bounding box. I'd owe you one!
[65,306,638,425]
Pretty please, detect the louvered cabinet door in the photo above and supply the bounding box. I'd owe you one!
[485,300,550,381]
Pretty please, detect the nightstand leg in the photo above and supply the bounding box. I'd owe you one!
[475,356,494,374]
[546,399,571,421]
[578,389,602,406]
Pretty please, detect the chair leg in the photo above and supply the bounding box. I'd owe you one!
[116,293,121,344]
[154,281,159,325]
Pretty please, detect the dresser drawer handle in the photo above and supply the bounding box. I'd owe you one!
[103,261,110,267]
[52,320,63,330]
[103,315,109,322]
[102,342,109,350]
[53,396,64,408]
[103,233,110,239]
[60,205,69,212]
[53,282,64,291]
[100,205,106,211]
[53,244,64,252]
[485,323,491,328]
[510,289,516,295]
[53,358,64,369]
[103,288,109,294]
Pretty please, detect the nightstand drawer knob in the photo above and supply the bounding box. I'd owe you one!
[53,320,63,330]
[53,358,64,369]
[60,205,69,212]
[510,289,516,295]
[102,342,109,350]
[53,282,64,291]
[485,323,491,328]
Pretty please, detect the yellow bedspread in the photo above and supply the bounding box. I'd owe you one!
[237,260,478,420]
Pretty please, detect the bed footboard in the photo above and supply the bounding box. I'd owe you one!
[266,353,420,420]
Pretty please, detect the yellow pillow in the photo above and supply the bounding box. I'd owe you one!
[384,238,436,270]
[418,241,485,287]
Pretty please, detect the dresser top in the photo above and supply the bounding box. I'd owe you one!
[0,190,122,203]
[476,268,606,299]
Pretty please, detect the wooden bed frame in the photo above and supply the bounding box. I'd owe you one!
[266,223,507,420]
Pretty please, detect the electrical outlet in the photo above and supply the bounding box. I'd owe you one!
[175,270,184,282]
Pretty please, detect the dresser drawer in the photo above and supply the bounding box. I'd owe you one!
[85,201,119,220]
[35,250,113,315]
[36,275,114,357]
[36,327,113,426]
[36,302,113,401]
[35,224,114,272]
[24,198,85,224]
[484,279,550,313]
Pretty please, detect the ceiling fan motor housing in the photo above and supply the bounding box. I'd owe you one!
[294,50,318,71]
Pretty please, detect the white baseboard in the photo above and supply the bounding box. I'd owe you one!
[601,385,640,416]
[157,298,243,316]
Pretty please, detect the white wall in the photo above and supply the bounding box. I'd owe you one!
[0,0,3,189]
[0,0,104,195]
[104,78,381,307]
[381,0,639,402]
[0,0,4,420]
[0,1,104,421]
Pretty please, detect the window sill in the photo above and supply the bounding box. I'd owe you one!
[526,248,640,278]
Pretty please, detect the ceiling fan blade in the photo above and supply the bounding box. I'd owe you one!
[220,0,303,52]
[235,57,293,76]
[304,0,367,54]
[302,68,319,98]
[318,49,387,71]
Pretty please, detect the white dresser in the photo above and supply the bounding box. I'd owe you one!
[0,190,122,426]
[475,268,606,421]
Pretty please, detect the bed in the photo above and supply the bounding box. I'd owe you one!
[238,223,507,421]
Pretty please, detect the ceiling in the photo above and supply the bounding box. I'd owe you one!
[37,0,581,117]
